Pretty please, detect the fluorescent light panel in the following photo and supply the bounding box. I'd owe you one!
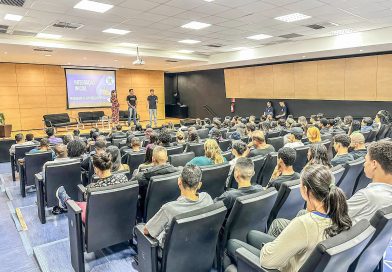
[275,13,311,22]
[178,50,194,53]
[36,33,62,39]
[4,14,23,21]
[103,28,130,35]
[246,33,272,40]
[181,21,211,30]
[178,39,201,44]
[74,0,113,13]
[204,0,214,2]
[330,29,354,35]
[232,47,248,51]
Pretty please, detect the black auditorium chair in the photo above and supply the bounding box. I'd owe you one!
[19,151,53,197]
[126,151,147,173]
[293,146,309,173]
[376,124,390,141]
[187,143,205,157]
[169,152,195,167]
[267,179,304,229]
[352,170,371,195]
[11,144,37,181]
[200,163,231,198]
[258,152,278,187]
[112,137,126,147]
[266,131,280,139]
[35,160,81,224]
[366,129,378,143]
[266,136,284,151]
[337,158,365,198]
[219,189,278,270]
[331,164,346,185]
[235,219,375,272]
[144,173,181,222]
[227,155,266,189]
[219,139,232,152]
[197,128,209,139]
[361,131,371,142]
[349,205,392,272]
[165,145,183,156]
[67,181,139,272]
[136,202,227,272]
[320,133,333,142]
[222,151,233,162]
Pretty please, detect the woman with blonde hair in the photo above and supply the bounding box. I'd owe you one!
[187,139,226,166]
[306,126,321,143]
[176,131,186,145]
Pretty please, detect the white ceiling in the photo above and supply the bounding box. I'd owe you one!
[1,0,392,71]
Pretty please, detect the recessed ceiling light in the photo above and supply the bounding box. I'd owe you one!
[74,0,113,13]
[181,21,211,30]
[118,42,137,47]
[302,55,306,58]
[4,14,23,21]
[232,47,248,51]
[246,34,272,40]
[83,57,87,60]
[103,28,130,35]
[36,33,62,39]
[359,49,363,52]
[4,52,8,54]
[45,54,52,57]
[204,0,214,2]
[178,50,194,53]
[275,13,311,23]
[114,59,118,62]
[178,39,201,44]
[330,29,354,35]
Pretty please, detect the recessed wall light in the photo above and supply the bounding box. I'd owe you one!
[4,52,8,54]
[74,0,113,13]
[302,55,306,58]
[178,50,194,53]
[103,28,130,35]
[181,21,211,30]
[36,33,62,39]
[118,42,137,47]
[330,29,354,35]
[275,13,311,23]
[246,34,272,40]
[359,49,363,52]
[45,54,52,57]
[178,39,201,44]
[4,14,23,21]
[114,59,118,61]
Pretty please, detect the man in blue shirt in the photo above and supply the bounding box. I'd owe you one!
[263,101,274,118]
[361,117,374,133]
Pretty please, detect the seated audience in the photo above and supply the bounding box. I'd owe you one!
[29,138,53,158]
[144,164,213,246]
[349,133,367,159]
[26,133,38,145]
[81,140,106,171]
[226,141,249,186]
[374,110,391,130]
[55,152,129,217]
[176,131,186,145]
[319,118,330,134]
[331,134,354,166]
[136,144,155,172]
[67,140,86,160]
[306,126,321,144]
[72,129,84,141]
[297,116,308,131]
[361,117,374,133]
[306,144,332,168]
[226,164,351,271]
[45,127,63,145]
[210,128,223,143]
[248,131,275,158]
[106,146,129,172]
[112,124,126,139]
[183,131,200,153]
[343,115,353,131]
[246,122,256,139]
[9,133,26,155]
[187,139,226,166]
[130,137,142,153]
[120,135,134,155]
[63,134,74,145]
[216,157,263,209]
[331,117,346,135]
[348,120,361,135]
[158,129,172,147]
[268,147,300,191]
[284,127,304,148]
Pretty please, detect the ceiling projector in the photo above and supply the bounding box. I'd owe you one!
[133,47,145,65]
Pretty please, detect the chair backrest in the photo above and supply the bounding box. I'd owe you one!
[361,131,371,142]
[144,173,181,222]
[259,152,278,187]
[349,205,392,272]
[266,136,284,151]
[166,145,183,156]
[337,158,365,198]
[222,151,233,162]
[352,170,371,195]
[43,113,70,127]
[197,128,209,139]
[45,160,81,206]
[299,220,375,272]
[112,138,126,147]
[14,145,37,161]
[376,124,390,140]
[321,133,333,142]
[252,155,267,185]
[266,131,280,139]
[267,179,305,228]
[293,145,310,173]
[162,202,227,272]
[222,189,278,249]
[366,129,378,143]
[126,151,146,173]
[200,163,231,198]
[85,181,139,252]
[24,151,53,186]
[331,165,346,185]
[219,139,231,151]
[169,152,195,167]
[187,143,205,157]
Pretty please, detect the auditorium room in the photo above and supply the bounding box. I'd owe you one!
[1,0,392,271]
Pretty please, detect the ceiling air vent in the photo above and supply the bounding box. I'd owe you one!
[52,21,84,30]
[12,30,37,37]
[33,48,53,52]
[0,0,25,7]
[0,25,8,33]
[166,60,179,63]
[306,22,338,30]
[205,44,223,48]
[279,33,303,39]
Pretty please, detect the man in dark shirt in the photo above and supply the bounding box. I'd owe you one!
[147,89,158,127]
[111,124,126,139]
[275,101,287,119]
[268,147,300,191]
[331,134,354,166]
[350,133,367,160]
[248,130,275,157]
[215,157,263,209]
[127,89,138,126]
[319,118,330,134]
[263,101,274,118]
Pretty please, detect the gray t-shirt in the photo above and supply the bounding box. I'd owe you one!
[249,145,275,158]
[331,153,354,167]
[147,95,158,109]
[145,192,213,246]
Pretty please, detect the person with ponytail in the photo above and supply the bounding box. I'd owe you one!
[225,164,351,272]
[187,139,226,167]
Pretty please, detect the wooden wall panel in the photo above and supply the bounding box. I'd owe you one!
[317,59,345,100]
[294,62,318,99]
[0,96,19,109]
[16,64,45,86]
[224,68,240,98]
[345,56,377,100]
[273,63,295,99]
[239,67,255,98]
[377,54,392,101]
[0,63,17,86]
[254,65,274,99]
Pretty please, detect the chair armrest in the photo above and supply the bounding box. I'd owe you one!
[35,173,46,224]
[77,184,86,201]
[236,248,279,272]
[135,224,159,272]
[35,173,43,182]
[68,199,82,214]
[67,200,85,272]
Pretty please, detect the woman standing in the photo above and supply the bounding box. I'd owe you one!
[110,90,120,124]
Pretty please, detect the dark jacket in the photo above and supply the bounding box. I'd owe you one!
[133,163,178,187]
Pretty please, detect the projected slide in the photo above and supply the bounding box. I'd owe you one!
[65,69,116,109]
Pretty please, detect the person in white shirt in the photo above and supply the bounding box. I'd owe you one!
[284,127,304,149]
[9,133,38,156]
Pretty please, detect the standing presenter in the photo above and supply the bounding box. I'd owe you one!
[127,89,138,126]
[147,89,158,127]
[110,90,120,124]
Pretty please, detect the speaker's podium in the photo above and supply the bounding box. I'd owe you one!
[0,124,12,138]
